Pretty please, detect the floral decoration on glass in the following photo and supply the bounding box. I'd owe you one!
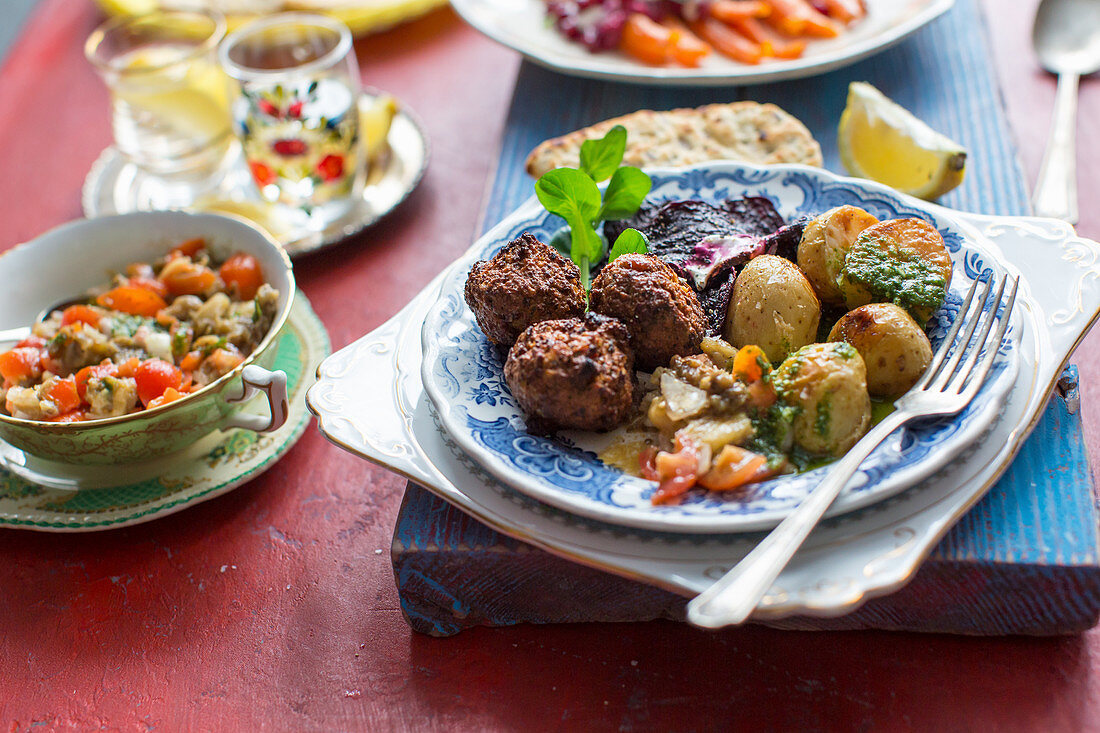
[220,13,364,229]
[239,79,359,212]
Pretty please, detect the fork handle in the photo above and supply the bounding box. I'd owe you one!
[686,409,911,628]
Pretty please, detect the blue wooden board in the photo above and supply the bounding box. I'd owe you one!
[393,0,1100,636]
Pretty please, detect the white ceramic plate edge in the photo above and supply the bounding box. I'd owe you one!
[450,0,955,86]
[420,162,1025,533]
[306,213,1100,618]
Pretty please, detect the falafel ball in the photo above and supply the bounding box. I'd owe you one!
[589,253,708,371]
[504,313,636,433]
[464,233,586,346]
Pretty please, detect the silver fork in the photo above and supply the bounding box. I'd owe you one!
[687,274,1020,629]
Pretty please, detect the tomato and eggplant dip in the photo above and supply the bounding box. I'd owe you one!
[0,238,278,423]
[465,197,952,505]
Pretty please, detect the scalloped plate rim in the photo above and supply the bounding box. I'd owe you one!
[420,161,1024,534]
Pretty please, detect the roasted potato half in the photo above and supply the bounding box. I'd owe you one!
[836,218,953,325]
[725,255,820,364]
[797,205,880,305]
[829,303,933,398]
[775,342,871,456]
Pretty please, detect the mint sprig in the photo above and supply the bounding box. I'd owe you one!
[608,228,648,262]
[534,124,652,292]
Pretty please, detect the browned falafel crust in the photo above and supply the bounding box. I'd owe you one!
[503,313,636,433]
[463,233,586,346]
[589,253,708,372]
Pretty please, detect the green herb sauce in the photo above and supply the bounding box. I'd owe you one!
[840,235,946,317]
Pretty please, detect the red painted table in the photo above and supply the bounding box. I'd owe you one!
[2,0,1099,729]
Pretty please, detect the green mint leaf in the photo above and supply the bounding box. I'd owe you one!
[535,168,601,223]
[566,215,604,267]
[579,124,627,183]
[548,227,573,258]
[608,228,649,262]
[598,166,652,221]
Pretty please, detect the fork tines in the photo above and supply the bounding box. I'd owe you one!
[918,274,1020,397]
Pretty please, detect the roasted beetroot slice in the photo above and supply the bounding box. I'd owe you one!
[761,218,808,263]
[602,201,662,246]
[698,259,738,336]
[721,196,786,237]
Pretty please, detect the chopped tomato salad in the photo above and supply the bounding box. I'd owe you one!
[0,239,277,423]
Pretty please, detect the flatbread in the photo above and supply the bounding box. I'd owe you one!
[525,102,822,177]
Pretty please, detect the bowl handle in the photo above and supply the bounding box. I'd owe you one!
[224,365,289,433]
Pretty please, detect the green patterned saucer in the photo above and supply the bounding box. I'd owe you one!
[0,295,329,531]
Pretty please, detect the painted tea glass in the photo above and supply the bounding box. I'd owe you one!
[219,13,363,230]
[85,11,234,203]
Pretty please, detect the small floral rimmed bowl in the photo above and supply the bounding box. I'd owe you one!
[0,211,295,465]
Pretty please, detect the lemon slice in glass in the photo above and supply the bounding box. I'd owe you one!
[361,94,398,162]
[838,82,967,200]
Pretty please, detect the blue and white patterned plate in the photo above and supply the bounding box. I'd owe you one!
[421,163,1022,533]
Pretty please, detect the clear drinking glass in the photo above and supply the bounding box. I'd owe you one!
[219,13,364,230]
[86,12,234,187]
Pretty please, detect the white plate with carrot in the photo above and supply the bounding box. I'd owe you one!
[450,0,954,86]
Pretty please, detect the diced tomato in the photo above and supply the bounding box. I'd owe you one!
[747,379,777,410]
[115,357,141,378]
[126,262,156,279]
[96,285,167,317]
[45,377,80,414]
[179,350,203,373]
[169,238,207,259]
[48,409,90,423]
[147,387,184,409]
[205,348,244,375]
[39,353,63,376]
[219,252,264,300]
[650,438,705,505]
[158,258,218,297]
[0,347,42,386]
[134,358,183,406]
[61,304,102,328]
[75,361,118,401]
[698,445,771,491]
[16,336,45,349]
[127,277,169,298]
[639,445,659,481]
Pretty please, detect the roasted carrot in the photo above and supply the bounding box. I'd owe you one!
[620,13,675,65]
[763,0,840,38]
[708,0,771,22]
[690,16,763,64]
[732,345,769,383]
[731,16,807,58]
[661,17,712,67]
[821,0,865,23]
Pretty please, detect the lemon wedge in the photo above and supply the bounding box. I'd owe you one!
[360,94,398,162]
[838,82,967,200]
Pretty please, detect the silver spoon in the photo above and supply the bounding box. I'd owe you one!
[1031,0,1100,224]
[0,297,93,345]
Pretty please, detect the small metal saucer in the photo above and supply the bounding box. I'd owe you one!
[82,93,430,257]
